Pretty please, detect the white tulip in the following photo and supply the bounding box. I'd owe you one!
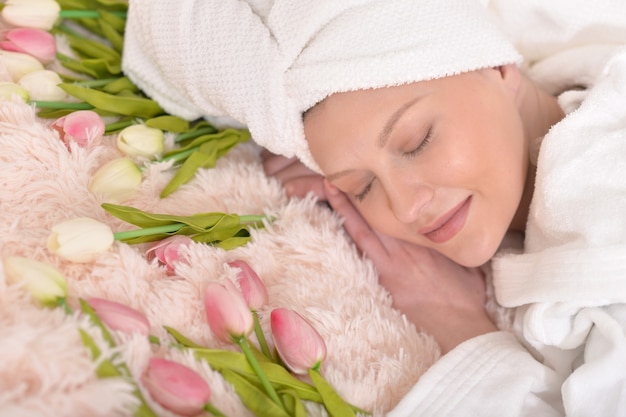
[0,50,44,82]
[116,124,165,159]
[1,0,61,30]
[0,81,30,102]
[89,157,142,204]
[3,256,67,306]
[47,217,115,263]
[18,69,67,101]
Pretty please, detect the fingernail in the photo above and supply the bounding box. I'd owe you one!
[324,179,339,196]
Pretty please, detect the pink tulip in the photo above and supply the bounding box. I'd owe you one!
[86,297,150,336]
[228,260,268,311]
[270,308,327,375]
[1,28,56,64]
[142,357,211,417]
[51,110,105,150]
[204,280,253,344]
[146,235,193,276]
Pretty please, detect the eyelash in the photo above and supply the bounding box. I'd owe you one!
[354,128,433,203]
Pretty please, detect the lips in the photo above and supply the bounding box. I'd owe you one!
[419,197,471,244]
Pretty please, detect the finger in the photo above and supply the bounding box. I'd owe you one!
[283,176,326,200]
[323,180,390,262]
[271,159,319,183]
[261,152,299,176]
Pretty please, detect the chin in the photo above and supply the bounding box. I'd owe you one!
[445,237,501,268]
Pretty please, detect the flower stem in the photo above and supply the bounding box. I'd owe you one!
[58,297,73,314]
[239,215,267,225]
[203,403,228,417]
[159,147,198,165]
[113,223,185,241]
[105,119,135,134]
[59,10,127,19]
[252,311,272,360]
[237,337,285,411]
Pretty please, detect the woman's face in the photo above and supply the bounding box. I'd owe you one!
[304,68,529,267]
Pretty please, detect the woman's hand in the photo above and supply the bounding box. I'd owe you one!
[261,150,326,200]
[323,180,497,354]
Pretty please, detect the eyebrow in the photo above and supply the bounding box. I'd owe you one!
[377,95,423,148]
[326,95,423,182]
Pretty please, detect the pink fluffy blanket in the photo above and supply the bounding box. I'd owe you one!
[0,99,440,416]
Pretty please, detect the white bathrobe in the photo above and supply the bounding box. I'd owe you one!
[389,2,626,416]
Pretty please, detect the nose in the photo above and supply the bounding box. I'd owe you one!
[385,177,433,224]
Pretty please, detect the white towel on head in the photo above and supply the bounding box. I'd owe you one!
[123,0,520,172]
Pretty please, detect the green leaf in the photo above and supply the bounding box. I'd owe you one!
[78,329,122,378]
[280,389,308,417]
[59,84,164,118]
[79,298,116,348]
[102,203,238,230]
[145,115,190,133]
[220,369,291,417]
[193,349,323,403]
[163,326,204,349]
[308,369,356,417]
[159,129,250,198]
[102,77,138,94]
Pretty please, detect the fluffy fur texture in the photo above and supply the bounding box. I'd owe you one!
[0,99,440,416]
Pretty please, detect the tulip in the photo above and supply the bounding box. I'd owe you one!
[51,110,105,149]
[86,297,150,336]
[229,260,272,359]
[229,260,268,311]
[18,69,67,101]
[116,124,164,159]
[0,50,44,82]
[270,308,327,375]
[0,28,56,64]
[204,280,253,344]
[0,81,29,102]
[1,0,61,30]
[3,256,67,307]
[146,235,193,275]
[142,357,212,417]
[47,217,115,263]
[204,280,284,409]
[88,157,142,204]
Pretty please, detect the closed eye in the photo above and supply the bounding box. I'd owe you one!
[354,181,373,202]
[403,128,433,159]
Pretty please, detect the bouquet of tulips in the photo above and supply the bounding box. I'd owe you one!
[3,255,366,417]
[0,0,249,199]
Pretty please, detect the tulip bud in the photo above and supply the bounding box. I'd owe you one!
[51,110,105,150]
[86,297,150,336]
[0,50,44,82]
[89,157,142,204]
[47,217,115,263]
[3,256,67,307]
[204,280,254,344]
[18,69,67,101]
[1,0,61,30]
[146,235,193,275]
[0,81,29,102]
[142,357,211,417]
[228,260,268,311]
[116,124,164,159]
[0,27,56,64]
[270,308,327,375]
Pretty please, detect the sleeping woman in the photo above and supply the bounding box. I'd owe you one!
[122,0,626,415]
